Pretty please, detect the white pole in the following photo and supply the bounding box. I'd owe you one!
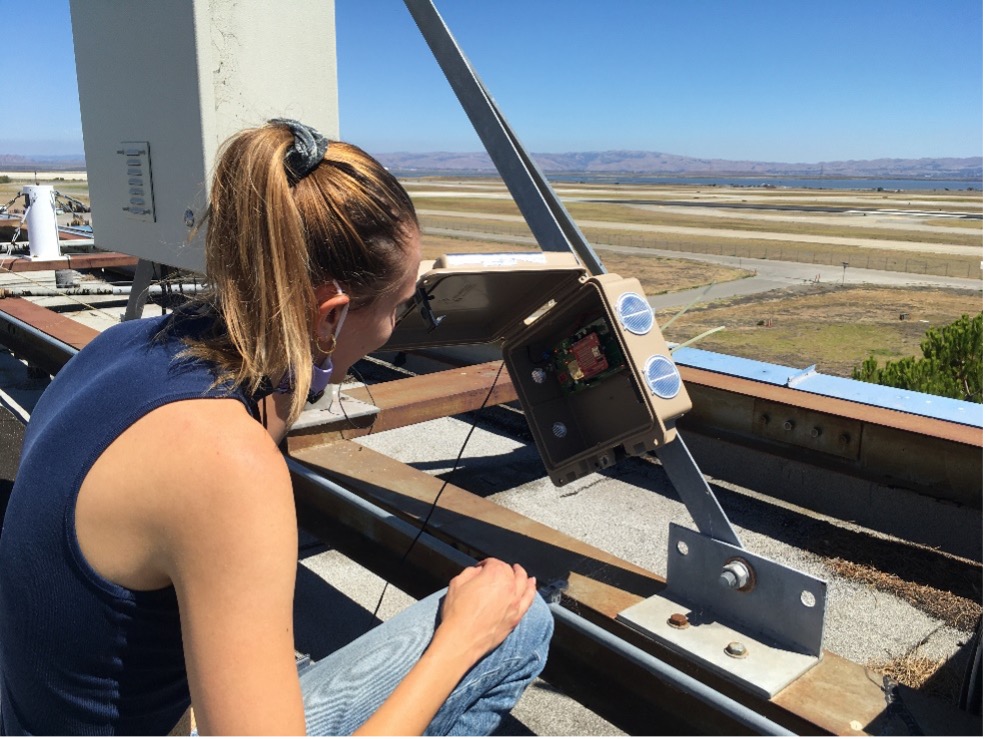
[23,185,61,260]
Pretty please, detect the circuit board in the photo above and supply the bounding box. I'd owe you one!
[552,316,627,393]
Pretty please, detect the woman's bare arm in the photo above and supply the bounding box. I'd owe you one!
[84,398,536,736]
[155,401,307,736]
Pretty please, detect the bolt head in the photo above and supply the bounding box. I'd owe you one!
[725,641,748,658]
[667,613,690,629]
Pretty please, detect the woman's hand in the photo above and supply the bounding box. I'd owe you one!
[437,559,538,664]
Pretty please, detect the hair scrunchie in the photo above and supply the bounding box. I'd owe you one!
[269,118,328,181]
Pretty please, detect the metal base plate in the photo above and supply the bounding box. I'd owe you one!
[618,594,822,699]
[292,390,379,431]
[665,523,827,656]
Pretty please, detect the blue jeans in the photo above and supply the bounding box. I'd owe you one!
[298,590,553,736]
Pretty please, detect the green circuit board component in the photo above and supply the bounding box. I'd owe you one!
[552,316,627,394]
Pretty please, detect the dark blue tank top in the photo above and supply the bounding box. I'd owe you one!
[0,313,256,735]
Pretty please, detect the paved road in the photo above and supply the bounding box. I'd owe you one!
[421,226,983,309]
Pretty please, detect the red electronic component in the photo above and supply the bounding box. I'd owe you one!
[571,332,608,380]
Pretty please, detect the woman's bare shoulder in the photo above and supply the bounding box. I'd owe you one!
[77,396,294,590]
[138,398,294,523]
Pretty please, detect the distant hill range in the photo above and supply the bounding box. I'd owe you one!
[374,151,983,180]
[2,151,982,180]
[0,154,86,171]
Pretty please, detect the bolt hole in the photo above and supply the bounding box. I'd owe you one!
[800,590,816,608]
[676,541,689,556]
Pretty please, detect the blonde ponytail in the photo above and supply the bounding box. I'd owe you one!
[178,122,417,424]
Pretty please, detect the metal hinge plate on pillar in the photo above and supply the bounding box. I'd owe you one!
[618,523,827,698]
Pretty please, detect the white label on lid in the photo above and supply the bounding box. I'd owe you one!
[444,252,548,267]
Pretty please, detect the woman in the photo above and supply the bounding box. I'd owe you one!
[0,120,552,735]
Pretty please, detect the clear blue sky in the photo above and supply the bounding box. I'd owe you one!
[3,0,982,162]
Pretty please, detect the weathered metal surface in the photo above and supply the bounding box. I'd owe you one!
[0,252,138,272]
[752,397,864,460]
[288,355,981,510]
[0,297,97,375]
[683,380,982,510]
[287,361,516,450]
[681,364,981,448]
[617,594,821,699]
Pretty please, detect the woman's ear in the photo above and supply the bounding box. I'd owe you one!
[313,283,350,337]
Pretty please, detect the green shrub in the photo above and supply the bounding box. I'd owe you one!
[852,313,983,402]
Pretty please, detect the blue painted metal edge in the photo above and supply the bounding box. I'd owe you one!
[672,347,984,429]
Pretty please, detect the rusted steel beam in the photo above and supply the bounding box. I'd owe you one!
[290,440,978,736]
[679,382,983,510]
[0,297,99,375]
[680,364,981,448]
[287,361,516,450]
[0,252,138,272]
[286,352,980,510]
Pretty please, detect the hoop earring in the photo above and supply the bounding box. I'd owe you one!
[316,333,337,356]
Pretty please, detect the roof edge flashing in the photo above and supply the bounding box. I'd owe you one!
[672,347,984,429]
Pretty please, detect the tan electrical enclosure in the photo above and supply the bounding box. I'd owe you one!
[69,0,339,273]
[384,252,692,486]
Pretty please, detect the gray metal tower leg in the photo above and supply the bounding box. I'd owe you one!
[123,259,157,321]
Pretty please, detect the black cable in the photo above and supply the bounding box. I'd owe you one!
[364,360,507,631]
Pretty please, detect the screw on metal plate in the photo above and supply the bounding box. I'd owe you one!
[810,426,822,438]
[725,641,748,659]
[783,420,795,431]
[667,613,690,629]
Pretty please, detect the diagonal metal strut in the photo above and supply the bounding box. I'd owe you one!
[403,0,606,276]
[404,0,742,549]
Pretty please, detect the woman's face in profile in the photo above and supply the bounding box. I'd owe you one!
[328,229,422,382]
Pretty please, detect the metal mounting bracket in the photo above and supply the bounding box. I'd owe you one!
[618,523,827,697]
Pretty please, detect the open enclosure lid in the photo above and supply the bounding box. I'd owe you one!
[382,252,587,351]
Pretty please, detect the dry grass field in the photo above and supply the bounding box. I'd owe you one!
[653,284,983,377]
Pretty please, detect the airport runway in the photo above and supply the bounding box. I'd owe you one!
[421,226,983,310]
[418,208,981,257]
